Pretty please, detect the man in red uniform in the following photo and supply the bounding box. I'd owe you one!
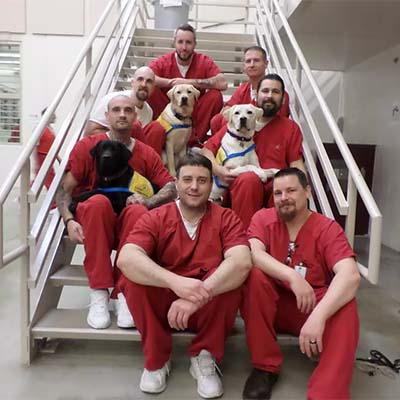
[210,46,290,135]
[202,74,305,228]
[56,95,176,330]
[34,108,58,190]
[241,168,361,400]
[117,153,251,398]
[145,23,227,151]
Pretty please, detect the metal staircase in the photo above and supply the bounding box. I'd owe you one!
[0,0,382,365]
[115,27,257,99]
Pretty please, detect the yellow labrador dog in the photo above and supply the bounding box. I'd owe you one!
[210,104,279,201]
[157,84,200,176]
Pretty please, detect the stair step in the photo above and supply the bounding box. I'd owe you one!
[132,36,255,51]
[129,47,245,62]
[49,265,88,287]
[31,309,298,345]
[134,28,256,42]
[126,56,243,73]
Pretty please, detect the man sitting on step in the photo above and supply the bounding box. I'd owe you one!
[209,45,290,135]
[241,168,361,400]
[84,66,156,140]
[145,23,227,152]
[56,95,176,330]
[201,74,305,229]
[117,153,251,399]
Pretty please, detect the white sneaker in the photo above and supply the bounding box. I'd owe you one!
[190,350,223,399]
[139,360,171,393]
[115,292,135,328]
[87,289,111,329]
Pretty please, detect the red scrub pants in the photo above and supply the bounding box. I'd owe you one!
[75,194,148,289]
[118,271,242,371]
[241,268,359,400]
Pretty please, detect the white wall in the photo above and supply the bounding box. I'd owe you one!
[0,0,112,186]
[344,43,400,250]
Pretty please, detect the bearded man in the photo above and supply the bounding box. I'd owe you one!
[201,74,305,228]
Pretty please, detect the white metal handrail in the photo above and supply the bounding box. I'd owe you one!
[0,0,148,272]
[255,0,382,284]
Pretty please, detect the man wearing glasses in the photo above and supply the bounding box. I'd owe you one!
[241,167,361,400]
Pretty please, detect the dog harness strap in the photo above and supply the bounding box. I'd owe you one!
[213,176,229,189]
[227,130,253,142]
[97,187,133,194]
[216,144,257,166]
[156,115,191,135]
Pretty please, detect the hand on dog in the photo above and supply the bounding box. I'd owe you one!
[170,276,212,305]
[126,193,146,207]
[167,298,200,330]
[214,164,239,186]
[67,220,85,244]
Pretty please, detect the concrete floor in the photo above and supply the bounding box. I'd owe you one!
[1,193,400,399]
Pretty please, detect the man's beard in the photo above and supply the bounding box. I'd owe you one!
[135,89,148,101]
[277,203,297,222]
[260,99,281,117]
[177,51,192,62]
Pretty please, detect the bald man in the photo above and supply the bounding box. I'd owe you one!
[84,66,156,136]
[57,95,176,330]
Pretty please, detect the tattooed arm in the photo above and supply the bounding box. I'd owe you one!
[126,181,177,210]
[165,73,228,91]
[56,171,84,243]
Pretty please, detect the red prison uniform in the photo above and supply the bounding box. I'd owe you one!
[210,82,291,135]
[204,115,303,228]
[147,51,224,146]
[118,201,249,370]
[35,126,56,190]
[66,133,173,289]
[242,208,359,400]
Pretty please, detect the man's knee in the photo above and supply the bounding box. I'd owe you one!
[232,172,265,191]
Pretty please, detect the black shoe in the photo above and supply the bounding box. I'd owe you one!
[242,368,279,400]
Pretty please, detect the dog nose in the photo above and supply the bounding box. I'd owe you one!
[240,116,247,127]
[181,96,188,105]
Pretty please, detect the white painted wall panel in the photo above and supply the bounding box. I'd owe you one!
[0,0,26,33]
[344,43,400,250]
[28,0,84,35]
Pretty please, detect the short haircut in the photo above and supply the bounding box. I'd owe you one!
[244,45,268,61]
[257,73,285,94]
[274,167,309,189]
[174,23,196,41]
[176,153,212,179]
[107,95,133,111]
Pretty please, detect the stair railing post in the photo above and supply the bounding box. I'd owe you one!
[345,172,357,248]
[85,47,93,106]
[195,1,199,30]
[295,56,302,117]
[19,159,32,364]
[244,0,249,33]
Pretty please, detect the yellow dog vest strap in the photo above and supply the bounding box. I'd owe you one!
[129,171,154,198]
[157,114,191,135]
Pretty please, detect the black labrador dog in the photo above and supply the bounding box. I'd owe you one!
[69,140,133,215]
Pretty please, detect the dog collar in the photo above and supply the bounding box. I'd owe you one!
[227,130,252,142]
[101,166,130,183]
[174,111,192,121]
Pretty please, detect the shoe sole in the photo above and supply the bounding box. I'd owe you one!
[139,383,167,394]
[189,366,224,399]
[117,321,136,328]
[87,318,111,329]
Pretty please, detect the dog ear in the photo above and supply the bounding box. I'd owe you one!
[223,106,233,121]
[191,86,201,101]
[121,145,132,164]
[90,140,104,159]
[167,86,176,101]
[252,105,264,120]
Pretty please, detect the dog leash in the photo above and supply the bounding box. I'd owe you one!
[356,350,400,379]
[97,187,133,194]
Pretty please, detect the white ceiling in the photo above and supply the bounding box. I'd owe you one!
[283,0,400,71]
